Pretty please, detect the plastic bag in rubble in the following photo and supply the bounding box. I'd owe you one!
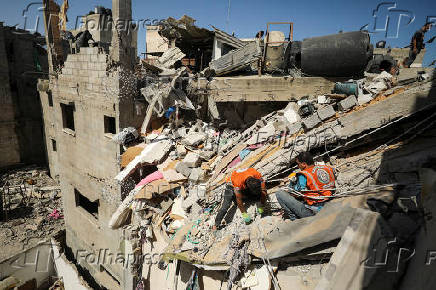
[111,127,139,145]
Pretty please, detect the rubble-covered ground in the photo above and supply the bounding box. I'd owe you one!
[0,166,64,261]
[107,59,436,288]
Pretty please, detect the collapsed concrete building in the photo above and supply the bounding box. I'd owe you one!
[13,0,435,289]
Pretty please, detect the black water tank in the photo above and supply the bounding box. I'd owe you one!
[300,31,373,77]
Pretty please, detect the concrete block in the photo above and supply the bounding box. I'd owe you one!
[175,162,192,177]
[302,114,321,130]
[338,95,358,112]
[189,168,204,183]
[183,152,201,167]
[317,105,336,121]
[287,121,302,135]
[357,94,373,105]
[283,103,300,124]
[176,145,187,157]
[182,132,206,146]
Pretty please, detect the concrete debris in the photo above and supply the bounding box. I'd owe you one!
[189,168,205,183]
[176,162,193,177]
[317,105,336,121]
[29,4,436,288]
[338,95,358,112]
[115,138,172,182]
[176,144,187,157]
[182,132,207,146]
[112,127,139,145]
[357,93,373,105]
[157,47,186,69]
[183,152,201,167]
[208,41,262,76]
[363,71,395,95]
[0,166,64,262]
[302,113,322,130]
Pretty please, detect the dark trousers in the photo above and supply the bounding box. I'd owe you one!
[214,184,260,227]
[404,49,420,67]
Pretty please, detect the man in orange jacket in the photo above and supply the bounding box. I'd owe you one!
[275,152,335,220]
[213,168,267,229]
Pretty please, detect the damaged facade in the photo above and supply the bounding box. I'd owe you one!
[25,0,436,289]
[0,23,48,168]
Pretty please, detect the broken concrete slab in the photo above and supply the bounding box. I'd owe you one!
[287,121,302,135]
[162,169,187,183]
[115,138,172,182]
[175,162,192,178]
[182,132,207,146]
[246,123,276,145]
[193,76,339,102]
[338,95,358,112]
[248,199,360,260]
[317,105,336,121]
[183,152,201,167]
[189,168,205,183]
[208,41,261,76]
[315,209,381,290]
[357,94,373,105]
[157,47,186,69]
[135,179,181,199]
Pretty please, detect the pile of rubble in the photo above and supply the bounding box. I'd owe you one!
[0,166,64,261]
[108,46,435,288]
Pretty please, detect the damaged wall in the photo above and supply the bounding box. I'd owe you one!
[37,0,147,288]
[39,48,142,290]
[0,23,48,168]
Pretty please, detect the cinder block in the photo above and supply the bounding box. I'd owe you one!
[338,95,358,112]
[302,114,321,131]
[317,105,336,121]
[175,162,192,177]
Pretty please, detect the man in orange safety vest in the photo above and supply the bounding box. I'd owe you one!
[275,152,335,220]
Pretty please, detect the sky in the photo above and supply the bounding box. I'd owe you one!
[1,0,435,65]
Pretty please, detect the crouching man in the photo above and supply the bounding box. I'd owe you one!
[276,152,335,220]
[213,168,267,230]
